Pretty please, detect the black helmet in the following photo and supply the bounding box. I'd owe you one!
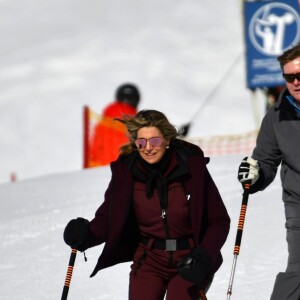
[115,83,140,108]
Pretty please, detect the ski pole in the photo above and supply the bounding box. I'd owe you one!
[61,248,77,300]
[226,182,251,299]
[199,289,208,300]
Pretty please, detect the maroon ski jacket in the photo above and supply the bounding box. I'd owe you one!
[84,140,230,278]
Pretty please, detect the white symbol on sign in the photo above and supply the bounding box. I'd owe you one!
[249,3,300,55]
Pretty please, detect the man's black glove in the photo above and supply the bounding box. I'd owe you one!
[177,247,212,284]
[63,217,90,250]
[237,156,260,186]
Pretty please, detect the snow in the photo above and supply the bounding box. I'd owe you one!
[0,0,287,299]
[0,158,285,300]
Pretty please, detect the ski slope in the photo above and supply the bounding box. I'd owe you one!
[0,156,285,300]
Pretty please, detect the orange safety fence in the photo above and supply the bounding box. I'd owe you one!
[184,130,258,156]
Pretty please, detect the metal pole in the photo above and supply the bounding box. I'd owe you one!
[83,106,90,169]
[61,248,78,300]
[226,183,251,299]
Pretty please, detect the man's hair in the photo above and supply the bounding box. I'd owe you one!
[277,42,300,70]
[115,109,179,155]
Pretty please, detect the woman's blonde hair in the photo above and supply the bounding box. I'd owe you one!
[116,109,179,155]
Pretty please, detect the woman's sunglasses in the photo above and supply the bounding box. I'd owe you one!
[135,137,163,149]
[282,72,300,83]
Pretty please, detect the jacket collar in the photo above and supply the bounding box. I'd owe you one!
[275,88,300,117]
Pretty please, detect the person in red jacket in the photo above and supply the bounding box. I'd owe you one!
[89,83,140,166]
[64,110,230,300]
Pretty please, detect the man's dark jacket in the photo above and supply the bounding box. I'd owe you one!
[252,89,300,200]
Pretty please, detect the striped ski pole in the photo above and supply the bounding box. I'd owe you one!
[199,289,208,300]
[61,248,77,300]
[226,182,251,299]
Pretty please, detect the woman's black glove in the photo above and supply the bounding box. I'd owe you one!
[63,217,90,250]
[177,247,212,284]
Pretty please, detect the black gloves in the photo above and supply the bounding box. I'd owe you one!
[237,156,260,186]
[63,217,90,250]
[177,248,212,284]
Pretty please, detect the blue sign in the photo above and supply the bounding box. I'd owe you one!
[244,0,300,89]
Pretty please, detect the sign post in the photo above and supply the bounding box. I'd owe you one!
[244,0,300,89]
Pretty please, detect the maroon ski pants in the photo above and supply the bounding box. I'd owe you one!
[129,241,205,300]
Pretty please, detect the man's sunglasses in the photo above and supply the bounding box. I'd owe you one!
[282,72,300,83]
[135,137,163,149]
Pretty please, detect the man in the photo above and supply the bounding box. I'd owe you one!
[238,43,300,300]
[89,83,140,167]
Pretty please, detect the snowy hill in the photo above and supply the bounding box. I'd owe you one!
[0,156,286,299]
[0,0,263,184]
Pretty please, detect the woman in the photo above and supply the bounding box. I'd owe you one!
[64,110,230,300]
